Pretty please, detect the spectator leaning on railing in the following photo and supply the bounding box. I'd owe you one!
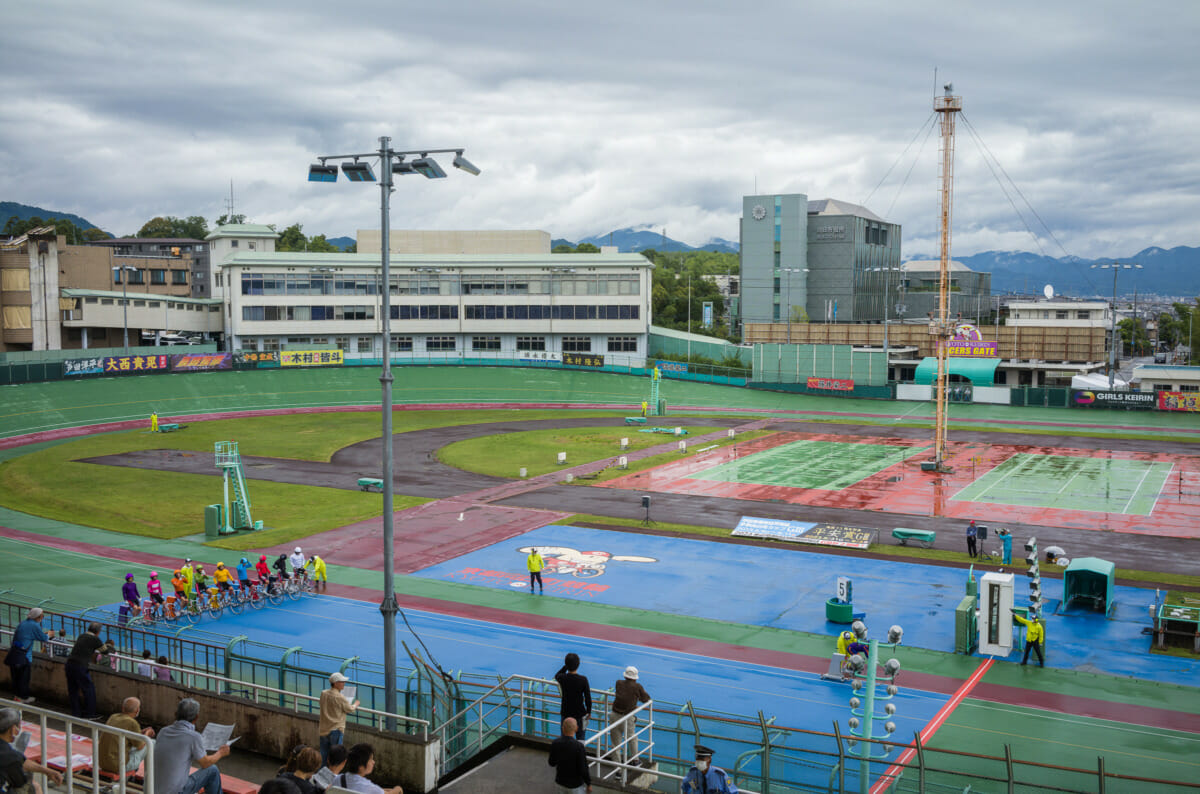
[6,608,58,704]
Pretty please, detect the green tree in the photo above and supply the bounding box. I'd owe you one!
[136,215,209,239]
[215,213,246,226]
[790,305,810,323]
[1117,318,1150,356]
[3,215,104,242]
[307,234,340,253]
[275,223,307,252]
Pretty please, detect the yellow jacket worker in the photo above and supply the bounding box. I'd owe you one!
[306,555,328,592]
[527,549,545,594]
[1013,611,1045,667]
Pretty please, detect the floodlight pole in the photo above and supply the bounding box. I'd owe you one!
[1092,262,1141,389]
[376,136,400,729]
[312,138,476,731]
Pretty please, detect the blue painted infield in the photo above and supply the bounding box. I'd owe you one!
[107,593,948,779]
[411,525,1200,684]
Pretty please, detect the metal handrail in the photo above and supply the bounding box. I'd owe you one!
[2,696,157,794]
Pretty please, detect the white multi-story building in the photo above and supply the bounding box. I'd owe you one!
[221,245,654,363]
[1006,300,1111,327]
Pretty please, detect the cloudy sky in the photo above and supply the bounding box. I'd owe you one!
[2,1,1197,258]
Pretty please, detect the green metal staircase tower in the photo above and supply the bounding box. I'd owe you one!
[214,441,254,532]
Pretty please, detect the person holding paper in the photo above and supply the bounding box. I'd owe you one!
[153,698,231,794]
[318,673,359,765]
[1,707,63,794]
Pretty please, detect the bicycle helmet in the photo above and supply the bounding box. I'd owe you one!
[240,558,249,565]
[149,571,159,578]
[217,562,225,567]
[125,573,134,580]
[260,554,267,561]
[294,546,302,553]
[173,569,182,575]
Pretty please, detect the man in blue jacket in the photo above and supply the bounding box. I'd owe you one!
[682,745,737,794]
[6,608,58,703]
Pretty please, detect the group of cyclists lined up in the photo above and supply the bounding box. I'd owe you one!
[120,548,329,623]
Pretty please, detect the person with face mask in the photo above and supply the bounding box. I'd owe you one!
[681,745,737,794]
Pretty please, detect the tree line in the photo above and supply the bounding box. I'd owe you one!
[3,212,353,253]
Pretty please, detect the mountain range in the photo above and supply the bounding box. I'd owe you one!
[5,202,1196,298]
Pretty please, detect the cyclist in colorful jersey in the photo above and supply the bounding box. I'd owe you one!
[171,570,188,601]
[272,553,291,583]
[236,558,252,591]
[213,562,234,592]
[193,565,210,597]
[146,572,165,605]
[121,574,142,616]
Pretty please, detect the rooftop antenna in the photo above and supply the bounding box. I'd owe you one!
[224,180,235,224]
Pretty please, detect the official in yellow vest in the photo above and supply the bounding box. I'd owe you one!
[1013,611,1045,667]
[527,549,545,594]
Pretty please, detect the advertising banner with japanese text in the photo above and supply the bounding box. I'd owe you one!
[280,350,344,367]
[655,360,689,374]
[1073,390,1156,409]
[806,376,854,391]
[1158,391,1200,412]
[100,354,172,375]
[234,351,280,367]
[63,357,105,377]
[170,352,231,372]
[563,352,605,368]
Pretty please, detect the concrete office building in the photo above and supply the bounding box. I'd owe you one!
[88,237,213,298]
[899,260,993,324]
[221,226,653,363]
[739,195,902,329]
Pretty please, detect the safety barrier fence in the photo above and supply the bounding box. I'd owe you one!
[0,696,158,794]
[6,607,1200,792]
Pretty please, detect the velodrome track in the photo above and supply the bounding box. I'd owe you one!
[3,366,1200,785]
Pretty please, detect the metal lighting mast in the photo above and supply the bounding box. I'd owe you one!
[931,84,962,471]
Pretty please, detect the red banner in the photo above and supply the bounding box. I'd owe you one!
[807,377,854,391]
[1158,391,1200,412]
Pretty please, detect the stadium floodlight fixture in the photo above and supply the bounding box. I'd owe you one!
[308,163,339,182]
[452,151,481,176]
[392,159,417,176]
[1024,537,1037,552]
[341,160,376,182]
[410,155,447,179]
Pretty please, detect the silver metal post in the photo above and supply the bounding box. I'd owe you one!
[378,135,399,729]
[1109,267,1118,389]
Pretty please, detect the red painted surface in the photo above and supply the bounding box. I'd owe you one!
[600,431,1200,539]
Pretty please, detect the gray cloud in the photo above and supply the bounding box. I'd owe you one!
[1,0,1197,257]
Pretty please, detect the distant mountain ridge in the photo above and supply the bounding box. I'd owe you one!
[1,201,101,233]
[909,246,1200,297]
[555,227,738,254]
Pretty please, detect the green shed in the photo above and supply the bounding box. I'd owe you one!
[1063,557,1115,615]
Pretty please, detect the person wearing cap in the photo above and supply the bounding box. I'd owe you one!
[318,673,360,766]
[681,745,736,794]
[548,717,590,794]
[966,520,978,559]
[122,574,142,617]
[554,653,591,740]
[171,570,189,604]
[1012,609,1046,667]
[609,666,650,767]
[527,548,545,594]
[7,608,58,704]
[65,622,114,718]
[306,555,328,592]
[1,706,63,794]
[289,547,307,579]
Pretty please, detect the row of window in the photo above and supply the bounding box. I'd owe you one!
[864,224,890,246]
[85,297,217,312]
[253,335,639,353]
[240,273,641,297]
[114,270,189,285]
[239,304,641,322]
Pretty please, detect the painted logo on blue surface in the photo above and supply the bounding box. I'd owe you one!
[518,546,658,579]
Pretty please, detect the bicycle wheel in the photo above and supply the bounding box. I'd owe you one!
[162,602,179,624]
[285,580,301,601]
[249,588,266,610]
[226,592,244,615]
[267,587,284,606]
[182,603,201,624]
